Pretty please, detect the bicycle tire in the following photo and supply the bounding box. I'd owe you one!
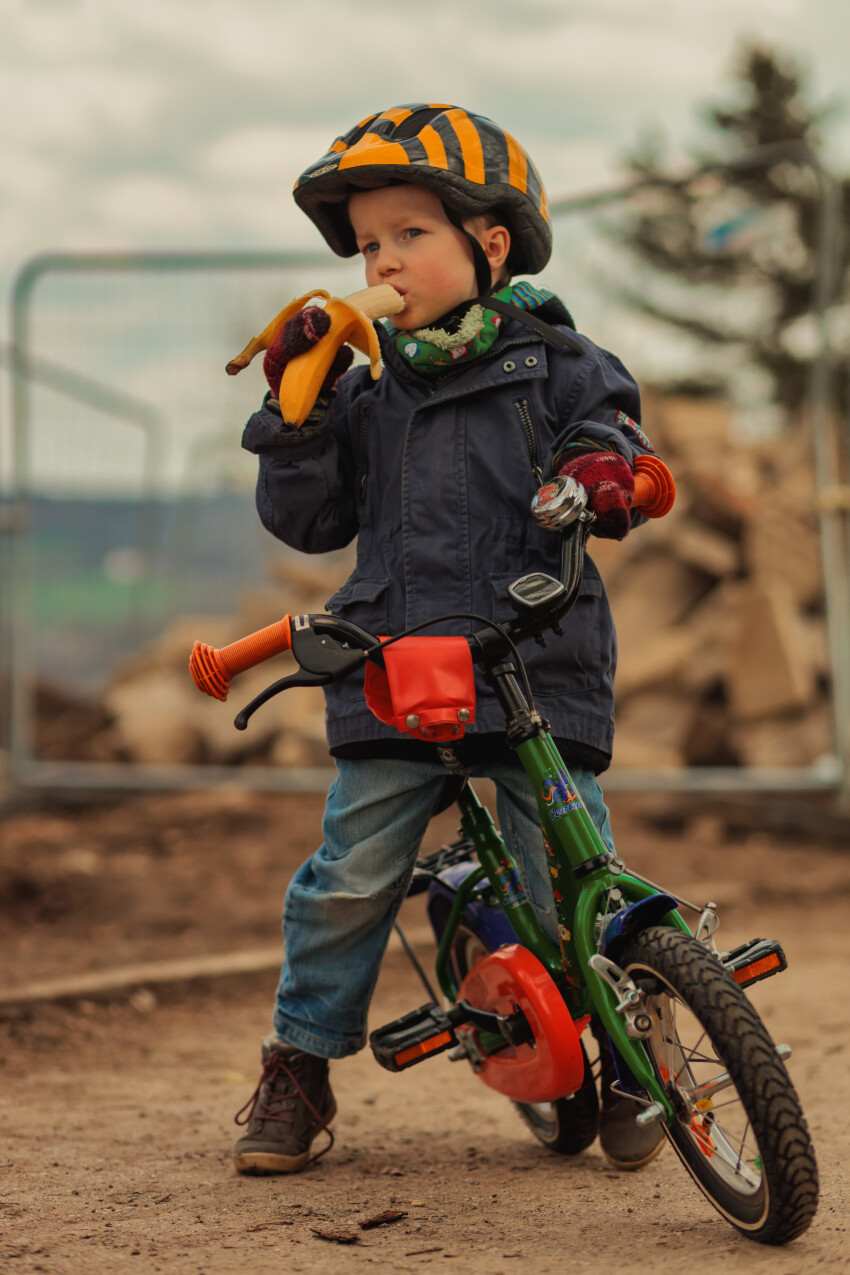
[620,925,818,1244]
[449,923,598,1156]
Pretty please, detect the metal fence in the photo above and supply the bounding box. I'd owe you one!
[2,152,847,800]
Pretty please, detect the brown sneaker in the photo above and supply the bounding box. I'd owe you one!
[233,1036,336,1174]
[597,1030,666,1171]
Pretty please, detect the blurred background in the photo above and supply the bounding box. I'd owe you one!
[1,0,849,802]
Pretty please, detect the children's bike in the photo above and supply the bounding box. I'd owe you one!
[190,467,819,1245]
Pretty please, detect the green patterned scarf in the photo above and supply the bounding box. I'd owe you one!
[386,282,555,374]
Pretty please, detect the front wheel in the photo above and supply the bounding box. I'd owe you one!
[620,926,818,1244]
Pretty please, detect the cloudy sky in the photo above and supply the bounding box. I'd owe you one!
[2,0,849,489]
[3,0,848,293]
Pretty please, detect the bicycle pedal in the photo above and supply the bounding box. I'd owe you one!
[722,937,787,988]
[369,1003,458,1072]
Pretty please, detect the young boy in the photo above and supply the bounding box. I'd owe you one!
[234,104,663,1175]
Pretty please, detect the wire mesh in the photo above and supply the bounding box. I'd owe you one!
[3,165,846,796]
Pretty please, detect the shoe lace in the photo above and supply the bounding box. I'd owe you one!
[234,1051,335,1164]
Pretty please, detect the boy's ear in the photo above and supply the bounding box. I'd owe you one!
[481,224,511,276]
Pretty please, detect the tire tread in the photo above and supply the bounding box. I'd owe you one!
[621,925,818,1244]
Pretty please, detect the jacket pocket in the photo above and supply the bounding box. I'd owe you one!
[325,576,390,635]
[489,570,605,695]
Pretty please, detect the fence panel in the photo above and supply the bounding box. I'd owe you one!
[3,169,846,797]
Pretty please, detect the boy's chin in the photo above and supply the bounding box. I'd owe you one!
[395,308,440,331]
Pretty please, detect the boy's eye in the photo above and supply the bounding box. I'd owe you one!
[405,227,424,239]
[361,242,379,256]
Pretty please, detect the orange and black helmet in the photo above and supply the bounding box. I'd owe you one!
[293,103,552,276]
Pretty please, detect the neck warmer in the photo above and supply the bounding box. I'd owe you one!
[386,282,555,375]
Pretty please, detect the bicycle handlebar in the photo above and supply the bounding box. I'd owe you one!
[190,615,292,701]
[632,455,675,517]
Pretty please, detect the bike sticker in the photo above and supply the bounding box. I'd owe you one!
[492,856,527,907]
[541,769,583,819]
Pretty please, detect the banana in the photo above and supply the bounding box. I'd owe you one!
[226,284,405,427]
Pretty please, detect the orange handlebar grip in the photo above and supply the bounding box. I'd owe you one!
[190,615,293,701]
[632,455,676,518]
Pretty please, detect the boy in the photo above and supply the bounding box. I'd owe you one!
[234,104,662,1175]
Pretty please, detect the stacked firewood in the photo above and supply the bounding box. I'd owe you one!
[45,394,833,773]
[596,392,833,770]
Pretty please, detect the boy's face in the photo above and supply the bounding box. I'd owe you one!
[348,184,480,330]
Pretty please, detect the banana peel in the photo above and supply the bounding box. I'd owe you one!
[226,284,405,427]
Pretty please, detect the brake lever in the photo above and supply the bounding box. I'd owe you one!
[234,619,373,730]
[234,669,334,730]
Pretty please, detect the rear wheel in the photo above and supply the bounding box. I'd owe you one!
[620,926,818,1244]
[450,924,598,1155]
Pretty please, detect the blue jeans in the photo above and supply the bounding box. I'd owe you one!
[273,756,614,1058]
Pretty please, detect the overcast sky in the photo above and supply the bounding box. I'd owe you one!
[2,0,849,490]
[3,0,848,299]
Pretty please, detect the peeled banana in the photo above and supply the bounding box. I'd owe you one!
[226,284,404,427]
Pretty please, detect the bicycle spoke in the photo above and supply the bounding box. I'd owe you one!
[734,1119,754,1174]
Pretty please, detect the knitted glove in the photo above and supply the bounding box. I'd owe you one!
[556,450,635,540]
[263,306,354,402]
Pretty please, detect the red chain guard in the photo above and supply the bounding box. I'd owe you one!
[456,944,586,1103]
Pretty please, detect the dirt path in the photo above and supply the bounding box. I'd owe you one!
[1,791,848,1273]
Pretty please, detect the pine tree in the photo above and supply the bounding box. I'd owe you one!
[608,44,848,418]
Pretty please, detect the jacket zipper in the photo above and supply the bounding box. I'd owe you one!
[358,406,370,499]
[513,397,544,485]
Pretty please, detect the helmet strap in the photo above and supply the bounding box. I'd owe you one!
[476,295,584,354]
[442,202,496,297]
[441,201,582,354]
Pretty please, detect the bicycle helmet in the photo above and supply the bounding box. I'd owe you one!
[293,103,552,277]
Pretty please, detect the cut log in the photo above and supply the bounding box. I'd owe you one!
[615,627,700,700]
[609,553,708,642]
[736,701,834,768]
[611,694,693,769]
[744,505,823,608]
[725,582,817,721]
[653,397,733,456]
[668,521,739,579]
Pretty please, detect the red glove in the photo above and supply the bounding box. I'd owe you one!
[556,451,635,540]
[263,306,354,401]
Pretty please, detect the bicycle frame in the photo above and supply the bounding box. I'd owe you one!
[431,720,691,1125]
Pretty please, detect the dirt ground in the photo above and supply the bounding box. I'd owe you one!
[1,786,849,1274]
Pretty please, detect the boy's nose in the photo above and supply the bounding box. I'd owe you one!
[376,247,401,278]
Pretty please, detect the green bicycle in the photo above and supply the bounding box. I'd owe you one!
[190,470,819,1245]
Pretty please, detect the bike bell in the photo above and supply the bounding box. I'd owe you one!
[530,476,589,530]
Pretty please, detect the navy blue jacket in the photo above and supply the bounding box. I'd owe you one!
[242,308,653,764]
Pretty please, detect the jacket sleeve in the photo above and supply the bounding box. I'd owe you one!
[241,379,361,554]
[548,341,656,471]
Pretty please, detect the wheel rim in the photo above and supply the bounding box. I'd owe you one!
[515,1102,559,1134]
[451,926,488,985]
[639,971,765,1201]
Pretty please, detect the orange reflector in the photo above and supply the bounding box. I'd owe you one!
[393,1031,453,1068]
[732,953,782,984]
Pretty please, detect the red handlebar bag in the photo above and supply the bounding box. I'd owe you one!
[364,636,476,743]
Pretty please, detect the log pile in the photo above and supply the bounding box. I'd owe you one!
[593,392,832,770]
[37,395,834,773]
[98,560,350,769]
